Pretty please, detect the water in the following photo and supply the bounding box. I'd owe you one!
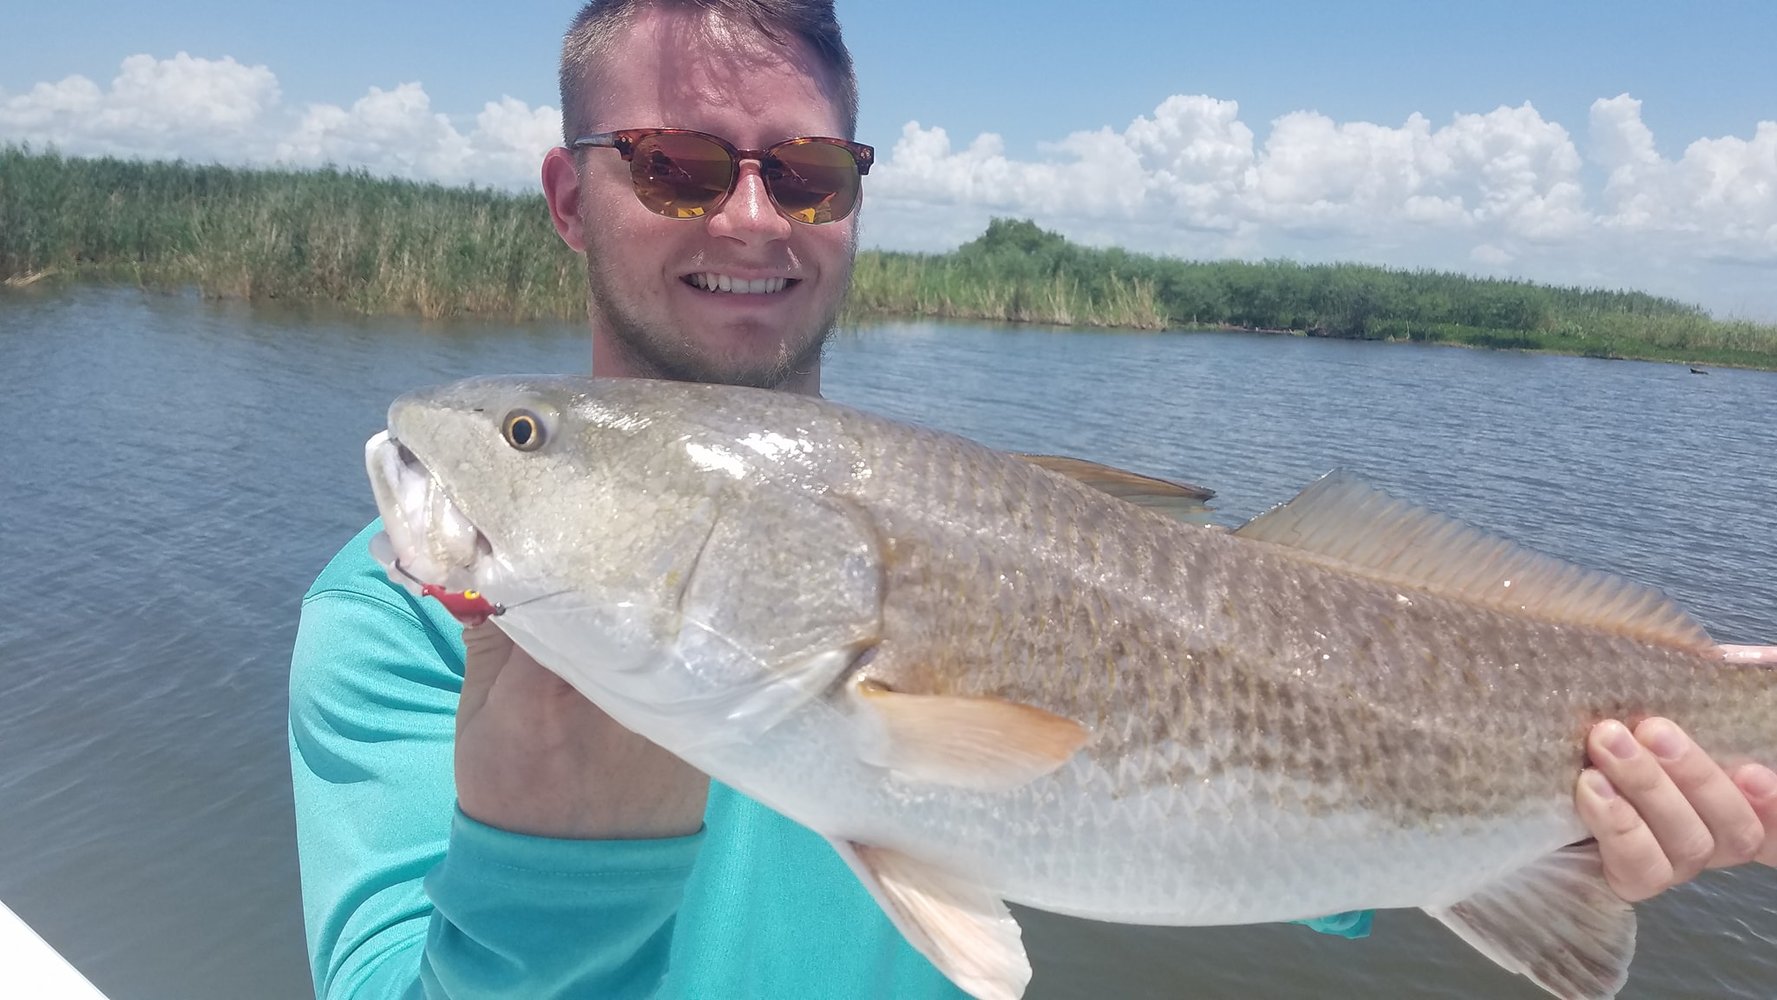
[1,285,1773,999]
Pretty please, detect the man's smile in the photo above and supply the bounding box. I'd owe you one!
[684,272,796,294]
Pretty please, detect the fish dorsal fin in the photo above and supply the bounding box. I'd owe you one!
[1016,453,1216,522]
[1233,471,1712,651]
[831,839,1030,1000]
[1425,844,1635,1000]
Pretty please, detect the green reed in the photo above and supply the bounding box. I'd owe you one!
[850,219,1777,368]
[1,145,584,318]
[5,148,1773,368]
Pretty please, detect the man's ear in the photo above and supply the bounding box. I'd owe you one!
[542,146,588,252]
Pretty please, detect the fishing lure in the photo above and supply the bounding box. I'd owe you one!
[417,583,503,626]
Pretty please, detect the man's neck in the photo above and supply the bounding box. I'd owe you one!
[589,331,823,396]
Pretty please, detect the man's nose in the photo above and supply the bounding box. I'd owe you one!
[708,161,792,243]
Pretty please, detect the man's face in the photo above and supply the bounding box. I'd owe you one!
[571,9,858,390]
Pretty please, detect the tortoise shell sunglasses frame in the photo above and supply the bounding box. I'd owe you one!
[568,127,875,225]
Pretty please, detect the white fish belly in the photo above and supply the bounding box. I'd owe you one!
[695,704,1588,927]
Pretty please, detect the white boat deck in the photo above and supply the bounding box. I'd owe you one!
[1,899,109,999]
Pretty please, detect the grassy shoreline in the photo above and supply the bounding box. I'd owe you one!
[5,146,1774,369]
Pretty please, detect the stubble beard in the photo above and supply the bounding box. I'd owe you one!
[583,239,851,391]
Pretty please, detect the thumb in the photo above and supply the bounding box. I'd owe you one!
[458,622,516,719]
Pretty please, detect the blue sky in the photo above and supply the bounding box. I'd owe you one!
[5,1,1776,317]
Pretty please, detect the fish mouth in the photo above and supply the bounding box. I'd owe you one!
[364,430,491,597]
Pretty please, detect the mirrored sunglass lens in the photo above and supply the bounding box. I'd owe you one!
[767,142,860,224]
[630,134,734,218]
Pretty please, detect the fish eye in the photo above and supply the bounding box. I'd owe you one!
[501,409,546,451]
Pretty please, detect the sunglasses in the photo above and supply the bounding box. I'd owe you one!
[569,128,874,225]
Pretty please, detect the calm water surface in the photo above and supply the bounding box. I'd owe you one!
[1,285,1773,999]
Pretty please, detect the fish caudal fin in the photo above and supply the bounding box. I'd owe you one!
[831,839,1031,1000]
[1425,844,1635,1000]
[850,679,1090,792]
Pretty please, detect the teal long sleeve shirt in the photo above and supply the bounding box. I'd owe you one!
[288,520,1371,999]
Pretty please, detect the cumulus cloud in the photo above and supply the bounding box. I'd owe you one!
[868,93,1774,315]
[277,83,471,181]
[3,53,1773,315]
[875,99,1594,244]
[1589,94,1777,264]
[0,53,561,189]
[0,53,279,162]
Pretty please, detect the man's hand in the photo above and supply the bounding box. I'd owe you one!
[455,623,709,839]
[1577,716,1777,901]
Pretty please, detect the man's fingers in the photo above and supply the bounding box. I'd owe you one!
[1635,718,1764,869]
[1579,717,1770,902]
[458,623,517,717]
[1730,764,1777,866]
[1593,720,1717,874]
[1582,718,1722,897]
[1718,643,1777,664]
[1577,765,1671,902]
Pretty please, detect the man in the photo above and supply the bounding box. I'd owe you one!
[289,1,1777,997]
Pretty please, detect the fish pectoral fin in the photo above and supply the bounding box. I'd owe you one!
[831,839,1030,1000]
[1425,843,1635,1000]
[1015,453,1216,522]
[850,679,1090,792]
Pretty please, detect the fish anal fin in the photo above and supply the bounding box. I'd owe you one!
[1015,453,1216,522]
[1234,471,1713,651]
[851,679,1089,792]
[831,839,1030,1000]
[1426,844,1635,1000]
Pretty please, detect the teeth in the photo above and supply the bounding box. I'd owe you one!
[689,273,789,294]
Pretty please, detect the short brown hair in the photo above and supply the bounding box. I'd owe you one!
[558,0,859,142]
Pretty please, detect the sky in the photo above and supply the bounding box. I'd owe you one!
[4,1,1776,318]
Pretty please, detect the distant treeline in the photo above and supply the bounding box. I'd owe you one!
[5,146,1774,369]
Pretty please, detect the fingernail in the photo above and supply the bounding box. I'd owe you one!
[1742,767,1777,801]
[1583,770,1619,800]
[1641,719,1685,762]
[1600,721,1638,760]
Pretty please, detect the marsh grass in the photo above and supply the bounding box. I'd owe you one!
[860,219,1777,368]
[1,146,583,319]
[5,148,1773,368]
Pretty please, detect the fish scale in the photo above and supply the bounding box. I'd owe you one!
[366,375,1776,1000]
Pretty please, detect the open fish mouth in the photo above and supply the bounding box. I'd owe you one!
[364,430,491,597]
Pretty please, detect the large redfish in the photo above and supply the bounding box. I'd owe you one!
[365,375,1775,1000]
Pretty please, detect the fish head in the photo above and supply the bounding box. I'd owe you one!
[364,375,881,747]
[365,375,725,680]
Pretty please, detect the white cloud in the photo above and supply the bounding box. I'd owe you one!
[469,97,564,188]
[1,53,279,161]
[869,94,1774,317]
[278,83,474,182]
[0,53,560,189]
[2,54,1773,316]
[1588,94,1777,265]
[874,99,1595,245]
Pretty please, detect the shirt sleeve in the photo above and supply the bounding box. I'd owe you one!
[289,584,460,998]
[289,567,703,999]
[420,809,701,999]
[1293,910,1374,939]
